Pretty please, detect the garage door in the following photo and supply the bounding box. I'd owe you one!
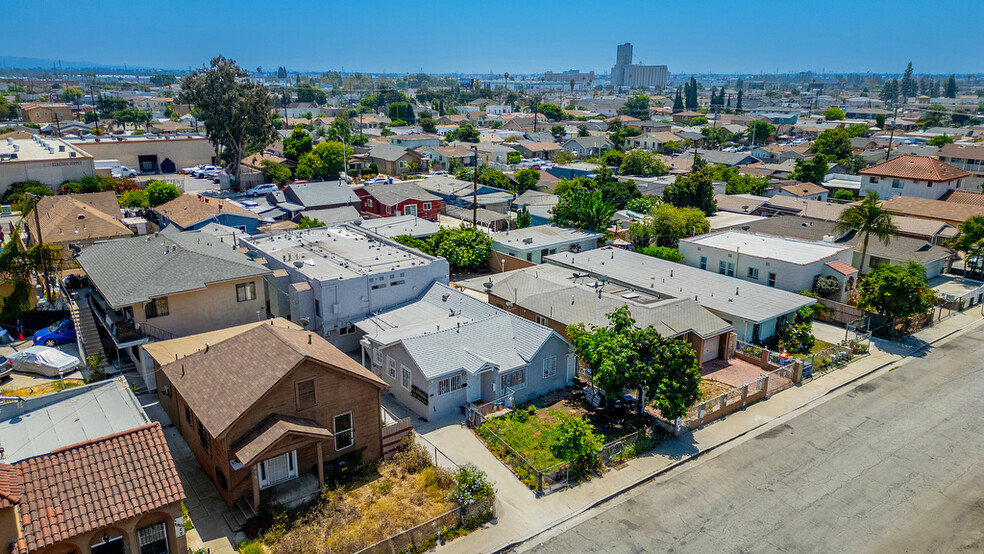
[702,334,721,363]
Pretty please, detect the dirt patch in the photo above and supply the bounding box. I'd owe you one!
[699,379,733,400]
[0,379,84,398]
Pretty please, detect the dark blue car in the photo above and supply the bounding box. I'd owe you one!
[33,319,76,347]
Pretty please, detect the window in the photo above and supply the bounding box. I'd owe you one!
[197,420,211,454]
[137,521,168,554]
[236,282,256,302]
[699,256,707,270]
[296,378,317,410]
[747,267,759,280]
[542,356,557,379]
[145,297,169,319]
[501,368,527,390]
[162,378,171,397]
[869,176,879,183]
[366,199,373,207]
[184,405,192,426]
[315,299,321,317]
[526,253,533,262]
[535,315,549,326]
[391,280,405,286]
[334,412,354,451]
[387,357,397,378]
[338,324,356,335]
[891,179,903,189]
[719,261,735,277]
[767,272,776,287]
[371,282,387,290]
[438,375,461,395]
[402,366,412,389]
[373,348,383,368]
[423,202,432,210]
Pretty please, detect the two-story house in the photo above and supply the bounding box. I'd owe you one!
[368,144,425,176]
[859,154,971,200]
[355,181,444,221]
[937,143,984,190]
[157,322,387,512]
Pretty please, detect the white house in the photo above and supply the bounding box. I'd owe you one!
[492,225,603,263]
[859,154,971,200]
[679,230,858,302]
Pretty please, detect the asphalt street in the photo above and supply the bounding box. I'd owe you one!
[525,326,984,554]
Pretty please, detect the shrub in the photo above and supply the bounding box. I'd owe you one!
[237,540,264,554]
[833,188,855,200]
[2,180,53,213]
[391,436,431,474]
[637,245,684,262]
[446,464,495,506]
[548,410,602,475]
[146,180,181,206]
[119,189,150,208]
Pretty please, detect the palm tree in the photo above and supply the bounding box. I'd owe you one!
[950,215,984,279]
[835,192,899,274]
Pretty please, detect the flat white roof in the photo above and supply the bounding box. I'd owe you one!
[492,224,603,252]
[0,136,91,162]
[683,230,849,265]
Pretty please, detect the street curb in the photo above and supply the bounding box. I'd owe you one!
[493,317,982,553]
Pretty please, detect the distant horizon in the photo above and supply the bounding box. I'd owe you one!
[2,0,982,75]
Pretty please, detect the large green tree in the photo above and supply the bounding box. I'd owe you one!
[567,306,703,420]
[538,103,565,121]
[296,141,352,180]
[617,94,650,120]
[951,216,984,279]
[835,191,899,274]
[662,158,716,215]
[514,168,540,193]
[446,123,480,143]
[282,126,312,160]
[811,128,852,161]
[944,74,957,98]
[746,120,774,145]
[628,203,709,248]
[551,188,614,233]
[789,153,830,184]
[900,62,917,100]
[179,56,276,185]
[856,263,935,320]
[620,150,668,177]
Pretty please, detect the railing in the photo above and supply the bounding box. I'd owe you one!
[680,362,802,430]
[465,387,516,428]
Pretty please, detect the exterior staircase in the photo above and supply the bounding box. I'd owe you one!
[69,291,107,370]
[231,498,257,530]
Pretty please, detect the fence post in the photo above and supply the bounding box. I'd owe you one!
[760,349,769,365]
[740,384,748,407]
[792,359,803,384]
[537,472,543,494]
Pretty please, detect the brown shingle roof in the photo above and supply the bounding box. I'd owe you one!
[938,142,984,162]
[859,154,970,182]
[155,193,258,229]
[780,181,829,197]
[160,324,386,437]
[518,141,562,152]
[879,195,984,224]
[938,189,984,207]
[13,424,184,554]
[24,192,132,246]
[232,415,332,466]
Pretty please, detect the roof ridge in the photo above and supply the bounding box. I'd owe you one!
[48,422,159,455]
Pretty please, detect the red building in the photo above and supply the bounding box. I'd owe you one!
[356,182,444,221]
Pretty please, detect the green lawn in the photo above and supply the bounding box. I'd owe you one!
[477,409,563,471]
[805,337,836,356]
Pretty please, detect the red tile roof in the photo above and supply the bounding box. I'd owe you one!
[0,464,22,509]
[859,154,970,182]
[13,423,184,554]
[825,260,858,276]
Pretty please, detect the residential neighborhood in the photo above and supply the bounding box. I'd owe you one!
[0,4,982,553]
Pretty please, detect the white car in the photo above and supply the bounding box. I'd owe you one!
[111,166,137,178]
[182,164,206,175]
[245,184,278,197]
[365,176,393,184]
[8,345,81,378]
[428,171,449,177]
[193,165,220,178]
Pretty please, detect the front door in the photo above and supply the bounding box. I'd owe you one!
[404,204,418,217]
[467,372,481,403]
[258,450,298,489]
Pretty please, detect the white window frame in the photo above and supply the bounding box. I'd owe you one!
[387,356,396,379]
[334,412,354,451]
[366,198,373,207]
[542,356,557,379]
[402,365,412,390]
[137,521,169,554]
[535,315,548,326]
[236,282,256,302]
[438,375,461,395]
[373,348,383,368]
[422,202,432,210]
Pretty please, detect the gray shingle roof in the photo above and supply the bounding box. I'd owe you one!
[369,143,415,162]
[284,181,359,208]
[77,232,270,308]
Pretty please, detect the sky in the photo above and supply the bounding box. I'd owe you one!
[7,0,984,75]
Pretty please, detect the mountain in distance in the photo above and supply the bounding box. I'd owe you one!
[0,56,171,72]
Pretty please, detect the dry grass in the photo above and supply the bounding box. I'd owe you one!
[0,379,84,398]
[699,379,733,400]
[269,453,455,554]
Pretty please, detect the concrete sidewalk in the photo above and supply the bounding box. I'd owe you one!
[432,311,983,554]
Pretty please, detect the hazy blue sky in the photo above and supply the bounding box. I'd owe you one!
[7,0,983,74]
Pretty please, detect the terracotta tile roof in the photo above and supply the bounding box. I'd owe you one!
[780,181,829,197]
[24,192,132,246]
[155,193,258,229]
[160,324,386,437]
[0,464,22,509]
[232,415,332,466]
[859,154,971,182]
[13,423,184,554]
[825,260,857,276]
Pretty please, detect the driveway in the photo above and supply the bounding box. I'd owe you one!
[525,325,984,553]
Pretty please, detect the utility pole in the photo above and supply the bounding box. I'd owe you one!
[471,145,479,227]
[54,112,61,137]
[25,193,51,302]
[885,104,899,161]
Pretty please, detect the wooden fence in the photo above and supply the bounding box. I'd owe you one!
[381,417,413,460]
[814,297,864,326]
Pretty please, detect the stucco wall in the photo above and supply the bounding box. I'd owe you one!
[132,277,267,337]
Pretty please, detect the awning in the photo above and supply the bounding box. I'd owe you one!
[231,415,332,466]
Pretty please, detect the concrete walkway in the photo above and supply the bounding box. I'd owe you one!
[431,310,983,554]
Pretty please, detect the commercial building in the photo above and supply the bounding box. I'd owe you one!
[491,224,603,263]
[356,283,572,419]
[68,134,216,174]
[610,43,668,89]
[545,247,815,343]
[543,70,596,86]
[679,230,857,302]
[240,225,449,351]
[0,135,95,193]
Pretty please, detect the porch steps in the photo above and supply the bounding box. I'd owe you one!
[232,498,256,530]
[69,293,106,369]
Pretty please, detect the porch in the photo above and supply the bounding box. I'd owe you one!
[260,472,320,509]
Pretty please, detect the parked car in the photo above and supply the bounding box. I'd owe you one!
[201,167,225,178]
[33,319,76,347]
[182,164,206,175]
[7,346,81,377]
[0,356,12,381]
[365,176,393,184]
[62,274,82,291]
[245,184,278,197]
[428,171,449,177]
[211,171,228,184]
[111,166,137,178]
[193,165,220,178]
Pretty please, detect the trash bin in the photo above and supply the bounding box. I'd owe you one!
[0,328,10,344]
